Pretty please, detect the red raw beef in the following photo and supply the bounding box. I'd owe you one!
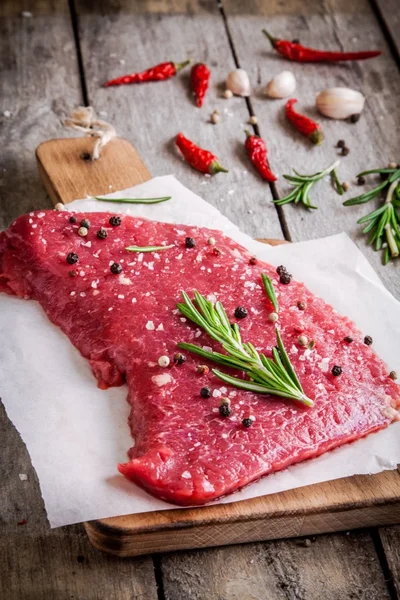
[1,210,399,505]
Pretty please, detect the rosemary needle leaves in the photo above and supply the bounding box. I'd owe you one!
[273,160,340,210]
[95,196,172,204]
[177,290,313,407]
[343,167,400,264]
[125,244,175,252]
[261,273,279,312]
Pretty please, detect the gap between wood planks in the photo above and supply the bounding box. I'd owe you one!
[369,0,400,67]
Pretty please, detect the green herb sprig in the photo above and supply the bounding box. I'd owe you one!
[274,160,340,210]
[125,244,175,252]
[95,196,171,204]
[343,167,400,264]
[261,273,278,312]
[177,291,313,407]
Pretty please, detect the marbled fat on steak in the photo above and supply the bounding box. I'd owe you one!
[1,210,399,505]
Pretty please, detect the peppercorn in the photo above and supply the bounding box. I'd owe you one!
[109,216,121,227]
[297,301,306,310]
[69,216,77,224]
[200,387,211,398]
[364,335,373,346]
[185,237,196,248]
[97,228,108,239]
[344,336,353,343]
[342,181,350,192]
[349,113,360,123]
[337,140,345,149]
[110,263,122,274]
[207,237,216,246]
[280,272,292,285]
[357,176,366,186]
[331,365,342,376]
[341,146,350,156]
[173,352,186,365]
[276,265,287,275]
[213,247,221,256]
[68,270,77,277]
[242,417,253,428]
[219,403,232,417]
[234,306,248,319]
[80,219,90,230]
[249,257,257,265]
[389,371,398,381]
[197,365,210,375]
[78,227,88,237]
[66,252,79,264]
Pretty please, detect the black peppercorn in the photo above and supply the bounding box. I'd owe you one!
[97,228,108,239]
[109,216,121,227]
[69,216,77,224]
[349,113,360,123]
[219,404,232,417]
[297,301,306,310]
[68,270,77,277]
[234,306,248,319]
[249,257,257,265]
[331,365,342,376]
[173,353,186,365]
[341,146,350,156]
[364,335,373,346]
[389,371,398,381]
[66,252,79,265]
[280,272,292,285]
[242,417,253,428]
[200,387,211,398]
[213,247,221,256]
[276,265,287,275]
[357,176,366,186]
[110,262,122,274]
[185,237,196,248]
[337,140,345,149]
[197,365,210,375]
[344,336,353,344]
[80,219,90,229]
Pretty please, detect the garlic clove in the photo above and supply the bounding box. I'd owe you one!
[265,70,296,99]
[316,87,365,120]
[226,68,251,97]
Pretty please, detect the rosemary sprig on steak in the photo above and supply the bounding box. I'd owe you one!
[177,290,313,407]
[95,195,171,204]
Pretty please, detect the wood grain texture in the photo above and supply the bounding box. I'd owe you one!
[160,531,391,600]
[74,0,284,243]
[0,0,82,229]
[373,0,400,60]
[223,0,400,299]
[379,525,400,597]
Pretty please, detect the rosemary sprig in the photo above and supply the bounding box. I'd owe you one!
[125,244,175,252]
[177,290,313,407]
[273,160,340,209]
[95,196,172,204]
[343,167,400,264]
[261,273,278,312]
[331,168,344,195]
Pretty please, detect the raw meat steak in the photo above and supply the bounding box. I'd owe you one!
[1,210,399,506]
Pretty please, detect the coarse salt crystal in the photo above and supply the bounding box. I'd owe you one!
[108,307,113,311]
[181,471,191,479]
[131,297,137,303]
[151,373,172,387]
[203,346,212,352]
[176,253,183,260]
[146,262,154,270]
[80,292,86,297]
[109,260,114,266]
[180,317,186,322]
[137,253,144,263]
[146,321,155,330]
[117,294,124,299]
[80,271,85,277]
[156,323,164,331]
[212,389,222,398]
[119,276,132,285]
[92,290,100,296]
[220,387,228,393]
[70,291,76,296]
[91,280,98,288]
[195,330,202,338]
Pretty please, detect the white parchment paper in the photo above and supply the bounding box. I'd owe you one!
[1,175,399,528]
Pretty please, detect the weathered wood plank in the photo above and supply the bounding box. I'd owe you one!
[373,0,400,60]
[379,526,400,598]
[0,2,158,598]
[74,0,283,242]
[223,0,400,299]
[161,532,391,600]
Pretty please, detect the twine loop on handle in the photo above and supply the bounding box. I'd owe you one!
[64,106,116,160]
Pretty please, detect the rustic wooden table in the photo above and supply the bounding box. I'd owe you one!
[1,1,399,598]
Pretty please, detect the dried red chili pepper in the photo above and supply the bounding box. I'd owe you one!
[191,63,210,107]
[104,60,191,87]
[176,133,228,175]
[263,30,381,62]
[285,99,324,145]
[244,130,277,182]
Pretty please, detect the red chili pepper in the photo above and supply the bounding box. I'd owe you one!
[176,133,228,175]
[285,99,324,145]
[244,130,277,182]
[190,63,210,107]
[263,30,381,62]
[104,60,191,87]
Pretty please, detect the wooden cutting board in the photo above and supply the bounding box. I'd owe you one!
[36,136,400,557]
